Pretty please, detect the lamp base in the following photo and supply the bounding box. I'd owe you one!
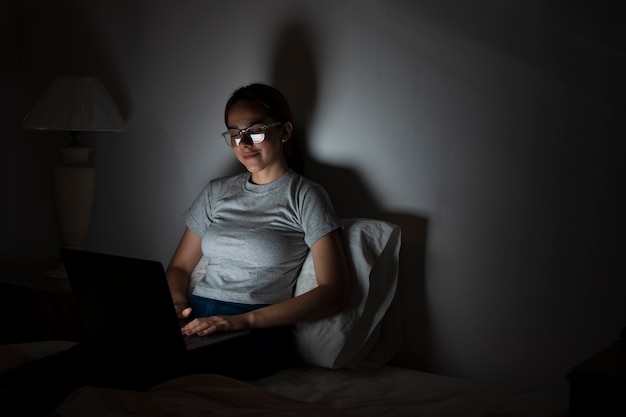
[54,144,95,250]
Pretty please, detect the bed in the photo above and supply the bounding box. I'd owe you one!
[0,219,569,416]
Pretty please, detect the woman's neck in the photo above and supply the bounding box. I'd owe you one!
[249,162,289,185]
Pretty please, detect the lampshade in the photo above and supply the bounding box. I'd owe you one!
[22,76,126,133]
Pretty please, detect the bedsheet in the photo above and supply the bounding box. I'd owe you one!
[53,366,568,417]
[56,374,355,417]
[1,342,569,417]
[254,366,569,417]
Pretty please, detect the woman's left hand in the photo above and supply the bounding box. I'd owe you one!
[181,314,251,336]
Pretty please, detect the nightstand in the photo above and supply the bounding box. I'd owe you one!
[567,331,626,416]
[0,265,79,343]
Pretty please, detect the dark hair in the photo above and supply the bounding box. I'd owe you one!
[224,83,303,174]
[224,83,293,126]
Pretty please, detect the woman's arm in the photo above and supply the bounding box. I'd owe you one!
[181,228,352,335]
[249,229,351,328]
[166,227,203,316]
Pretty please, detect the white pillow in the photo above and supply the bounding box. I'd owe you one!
[293,218,402,369]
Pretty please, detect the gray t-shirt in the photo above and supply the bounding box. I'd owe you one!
[184,169,341,304]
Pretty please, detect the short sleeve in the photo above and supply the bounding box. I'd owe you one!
[298,183,342,248]
[184,185,212,238]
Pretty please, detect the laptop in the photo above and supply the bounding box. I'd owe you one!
[60,248,250,355]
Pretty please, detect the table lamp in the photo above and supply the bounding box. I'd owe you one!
[21,76,126,277]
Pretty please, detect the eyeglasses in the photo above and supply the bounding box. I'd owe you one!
[221,122,283,147]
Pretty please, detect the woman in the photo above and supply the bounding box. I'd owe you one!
[0,83,350,416]
[167,83,351,379]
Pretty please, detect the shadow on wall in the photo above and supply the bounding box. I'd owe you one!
[270,19,433,371]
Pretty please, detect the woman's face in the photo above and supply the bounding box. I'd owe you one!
[226,100,291,184]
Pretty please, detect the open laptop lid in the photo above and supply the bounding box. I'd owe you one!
[60,248,187,356]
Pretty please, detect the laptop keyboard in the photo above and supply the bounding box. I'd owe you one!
[183,332,207,346]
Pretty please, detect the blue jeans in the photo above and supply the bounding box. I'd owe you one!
[189,295,268,317]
